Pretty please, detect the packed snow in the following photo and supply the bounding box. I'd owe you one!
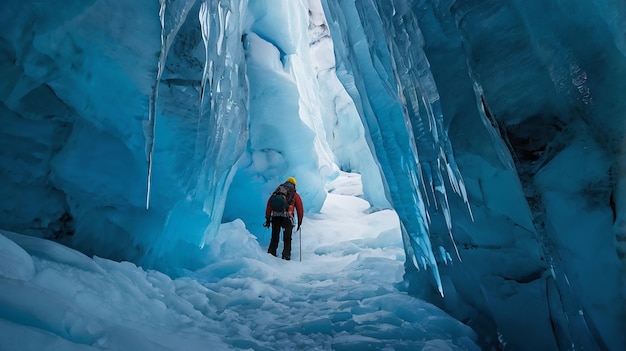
[0,173,478,351]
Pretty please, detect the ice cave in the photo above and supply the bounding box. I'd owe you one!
[0,0,624,350]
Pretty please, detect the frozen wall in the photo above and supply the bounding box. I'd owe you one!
[320,0,625,349]
[0,0,333,272]
[444,1,626,349]
[318,1,545,348]
[0,0,162,262]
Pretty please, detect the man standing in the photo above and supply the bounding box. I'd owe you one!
[264,177,303,260]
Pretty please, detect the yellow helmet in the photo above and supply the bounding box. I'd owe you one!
[286,177,296,186]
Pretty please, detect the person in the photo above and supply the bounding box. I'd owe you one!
[264,177,303,260]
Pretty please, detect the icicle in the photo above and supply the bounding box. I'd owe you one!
[448,228,462,262]
[199,2,211,105]
[412,254,421,271]
[216,5,226,56]
[439,246,448,265]
[144,0,167,210]
[416,230,444,296]
[145,0,196,209]
[432,159,463,262]
[465,193,475,221]
[445,161,461,194]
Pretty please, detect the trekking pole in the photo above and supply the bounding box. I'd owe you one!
[262,219,270,242]
[299,227,302,262]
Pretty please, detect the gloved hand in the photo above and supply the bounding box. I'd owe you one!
[263,219,271,228]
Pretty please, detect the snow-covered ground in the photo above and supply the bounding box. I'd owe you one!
[0,173,478,350]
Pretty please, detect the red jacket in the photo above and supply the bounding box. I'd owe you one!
[266,192,304,225]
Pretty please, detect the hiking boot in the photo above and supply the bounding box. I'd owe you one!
[268,251,276,257]
[282,256,290,261]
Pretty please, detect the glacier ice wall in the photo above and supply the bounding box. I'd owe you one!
[1,0,254,271]
[319,0,470,299]
[320,0,625,349]
[432,0,625,349]
[1,0,162,262]
[443,0,626,349]
[141,0,253,268]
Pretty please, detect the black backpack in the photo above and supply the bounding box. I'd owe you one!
[269,183,295,213]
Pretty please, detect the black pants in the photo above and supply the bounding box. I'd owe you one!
[267,216,293,259]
